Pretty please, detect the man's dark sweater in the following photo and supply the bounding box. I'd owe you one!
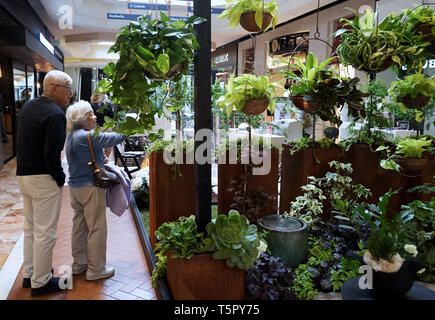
[16,96,66,186]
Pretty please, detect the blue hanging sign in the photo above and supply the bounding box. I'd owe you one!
[187,7,224,14]
[128,3,171,11]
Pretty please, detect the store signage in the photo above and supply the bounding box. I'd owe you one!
[269,32,309,56]
[39,33,54,54]
[107,13,187,21]
[214,53,229,65]
[187,7,225,14]
[128,3,171,11]
[401,59,435,70]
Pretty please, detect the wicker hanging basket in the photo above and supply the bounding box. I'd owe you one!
[290,96,321,115]
[240,12,272,33]
[397,95,431,110]
[241,98,269,115]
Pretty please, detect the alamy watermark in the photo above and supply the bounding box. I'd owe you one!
[57,5,73,30]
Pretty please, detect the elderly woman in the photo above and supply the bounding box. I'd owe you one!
[65,100,126,281]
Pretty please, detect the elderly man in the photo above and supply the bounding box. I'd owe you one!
[16,70,72,297]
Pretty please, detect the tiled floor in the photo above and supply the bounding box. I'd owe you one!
[0,159,157,300]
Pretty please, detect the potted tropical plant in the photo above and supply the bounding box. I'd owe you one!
[152,211,266,299]
[218,0,279,33]
[402,4,435,42]
[388,73,435,111]
[284,52,367,126]
[96,13,204,135]
[377,137,433,174]
[336,190,426,298]
[217,73,278,116]
[335,8,430,73]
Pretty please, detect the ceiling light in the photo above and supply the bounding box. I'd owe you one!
[97,42,115,46]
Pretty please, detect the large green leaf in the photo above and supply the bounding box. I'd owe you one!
[156,53,170,75]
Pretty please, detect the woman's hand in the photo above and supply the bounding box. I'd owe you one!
[104,155,109,164]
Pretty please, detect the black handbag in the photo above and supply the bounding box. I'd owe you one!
[87,132,120,188]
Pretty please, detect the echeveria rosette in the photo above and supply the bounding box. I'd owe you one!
[206,210,261,270]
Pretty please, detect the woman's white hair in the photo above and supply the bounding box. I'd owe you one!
[43,70,72,95]
[66,100,93,130]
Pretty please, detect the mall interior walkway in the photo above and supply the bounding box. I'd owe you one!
[0,159,157,300]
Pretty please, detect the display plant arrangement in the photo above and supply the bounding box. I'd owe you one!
[218,0,279,33]
[151,211,267,299]
[335,189,426,298]
[284,52,367,126]
[335,8,430,74]
[96,13,204,135]
[376,136,432,173]
[388,73,435,111]
[217,73,278,116]
[131,167,150,209]
[402,4,435,42]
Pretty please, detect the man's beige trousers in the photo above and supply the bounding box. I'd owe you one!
[18,175,63,288]
[69,186,107,274]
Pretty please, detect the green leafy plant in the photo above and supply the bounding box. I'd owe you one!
[285,161,371,225]
[336,8,430,73]
[217,73,277,116]
[389,73,435,110]
[292,264,317,300]
[402,4,435,36]
[218,0,279,30]
[152,211,264,287]
[96,13,204,135]
[284,52,367,125]
[206,210,261,270]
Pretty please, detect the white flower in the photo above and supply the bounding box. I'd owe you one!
[404,244,418,257]
[256,240,268,258]
[131,177,143,191]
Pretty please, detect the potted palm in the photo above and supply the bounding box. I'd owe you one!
[152,211,266,299]
[218,0,279,33]
[217,73,277,116]
[388,73,435,111]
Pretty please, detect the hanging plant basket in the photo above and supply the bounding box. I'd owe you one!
[397,95,431,110]
[416,23,435,43]
[396,157,428,174]
[240,12,272,33]
[290,96,321,115]
[144,60,188,81]
[241,98,269,115]
[357,57,394,73]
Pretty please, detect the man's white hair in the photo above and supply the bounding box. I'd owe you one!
[66,100,93,130]
[43,70,72,94]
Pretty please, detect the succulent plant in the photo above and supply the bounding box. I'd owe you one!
[206,210,261,270]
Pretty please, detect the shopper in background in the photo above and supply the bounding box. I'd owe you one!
[0,94,8,143]
[16,70,72,297]
[90,93,114,127]
[65,100,126,281]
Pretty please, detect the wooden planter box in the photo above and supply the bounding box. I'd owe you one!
[345,144,402,213]
[279,145,345,216]
[149,151,196,248]
[218,148,279,221]
[166,253,245,300]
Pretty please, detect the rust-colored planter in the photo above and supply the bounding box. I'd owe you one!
[396,157,428,174]
[290,96,321,115]
[397,95,431,110]
[149,151,195,248]
[218,148,279,221]
[166,253,245,300]
[239,12,272,33]
[242,98,269,115]
[279,145,345,219]
[345,144,402,213]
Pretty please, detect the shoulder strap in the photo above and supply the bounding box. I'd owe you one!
[87,132,96,163]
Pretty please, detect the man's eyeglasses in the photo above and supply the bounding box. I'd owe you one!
[51,84,73,92]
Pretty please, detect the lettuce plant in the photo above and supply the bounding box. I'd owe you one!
[218,0,279,30]
[206,210,261,270]
[395,137,432,158]
[217,73,277,116]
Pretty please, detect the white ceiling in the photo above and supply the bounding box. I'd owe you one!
[32,0,337,63]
